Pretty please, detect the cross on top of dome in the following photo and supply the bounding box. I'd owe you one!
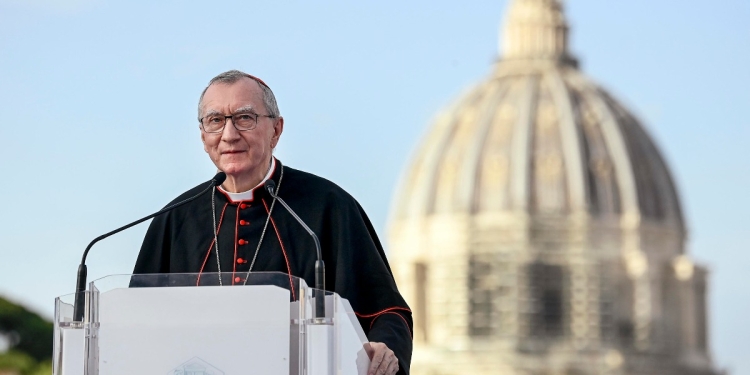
[501,0,575,64]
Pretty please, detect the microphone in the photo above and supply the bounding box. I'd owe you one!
[72,172,226,321]
[264,180,326,319]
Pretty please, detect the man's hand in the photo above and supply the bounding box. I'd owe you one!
[364,342,399,375]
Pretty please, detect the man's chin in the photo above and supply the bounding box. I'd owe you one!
[219,167,246,176]
[217,163,254,178]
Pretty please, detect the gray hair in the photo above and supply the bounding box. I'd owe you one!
[197,70,280,120]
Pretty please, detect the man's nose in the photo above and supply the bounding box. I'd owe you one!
[221,118,241,139]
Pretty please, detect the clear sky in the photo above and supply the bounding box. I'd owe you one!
[0,0,748,372]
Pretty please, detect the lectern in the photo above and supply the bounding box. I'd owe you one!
[53,272,370,375]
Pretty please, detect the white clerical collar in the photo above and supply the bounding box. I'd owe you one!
[217,158,276,203]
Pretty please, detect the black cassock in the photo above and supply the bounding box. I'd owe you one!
[134,158,413,374]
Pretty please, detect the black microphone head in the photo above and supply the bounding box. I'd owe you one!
[212,172,227,186]
[264,180,276,195]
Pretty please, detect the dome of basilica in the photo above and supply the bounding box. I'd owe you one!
[387,1,717,374]
[392,0,683,231]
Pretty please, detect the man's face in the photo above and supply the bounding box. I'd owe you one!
[200,78,283,182]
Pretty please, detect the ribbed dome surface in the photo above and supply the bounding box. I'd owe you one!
[388,3,717,375]
[392,1,683,228]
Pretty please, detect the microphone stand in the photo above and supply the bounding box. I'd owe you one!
[264,180,326,319]
[72,172,226,322]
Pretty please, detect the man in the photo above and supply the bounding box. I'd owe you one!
[134,70,412,375]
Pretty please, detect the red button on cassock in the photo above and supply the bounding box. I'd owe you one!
[237,258,244,264]
[240,203,248,209]
[238,239,247,245]
[234,277,241,283]
[239,220,248,225]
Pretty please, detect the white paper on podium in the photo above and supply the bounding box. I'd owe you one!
[60,328,84,374]
[97,285,289,375]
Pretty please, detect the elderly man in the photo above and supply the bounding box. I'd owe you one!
[133,70,412,375]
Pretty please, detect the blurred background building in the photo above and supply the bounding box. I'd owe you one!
[388,0,721,374]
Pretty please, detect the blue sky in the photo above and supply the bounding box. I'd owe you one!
[0,0,748,372]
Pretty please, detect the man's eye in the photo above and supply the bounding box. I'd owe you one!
[208,116,223,124]
[235,114,254,121]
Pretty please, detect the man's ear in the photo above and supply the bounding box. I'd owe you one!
[201,130,208,153]
[271,116,284,148]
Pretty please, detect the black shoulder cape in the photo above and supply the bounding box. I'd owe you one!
[134,159,413,374]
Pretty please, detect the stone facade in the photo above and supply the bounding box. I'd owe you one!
[387,1,721,374]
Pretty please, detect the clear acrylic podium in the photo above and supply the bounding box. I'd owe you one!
[53,272,370,375]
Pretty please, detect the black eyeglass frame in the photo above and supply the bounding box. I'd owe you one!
[199,112,277,134]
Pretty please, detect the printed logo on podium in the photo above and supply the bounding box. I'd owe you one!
[169,357,224,375]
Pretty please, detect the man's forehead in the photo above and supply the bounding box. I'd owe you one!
[202,79,263,108]
[203,105,258,116]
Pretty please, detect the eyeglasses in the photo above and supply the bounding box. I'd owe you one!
[199,111,276,133]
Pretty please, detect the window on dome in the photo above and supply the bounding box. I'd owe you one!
[414,262,429,342]
[469,256,494,337]
[527,262,566,338]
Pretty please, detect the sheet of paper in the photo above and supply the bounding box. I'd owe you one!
[97,285,290,375]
